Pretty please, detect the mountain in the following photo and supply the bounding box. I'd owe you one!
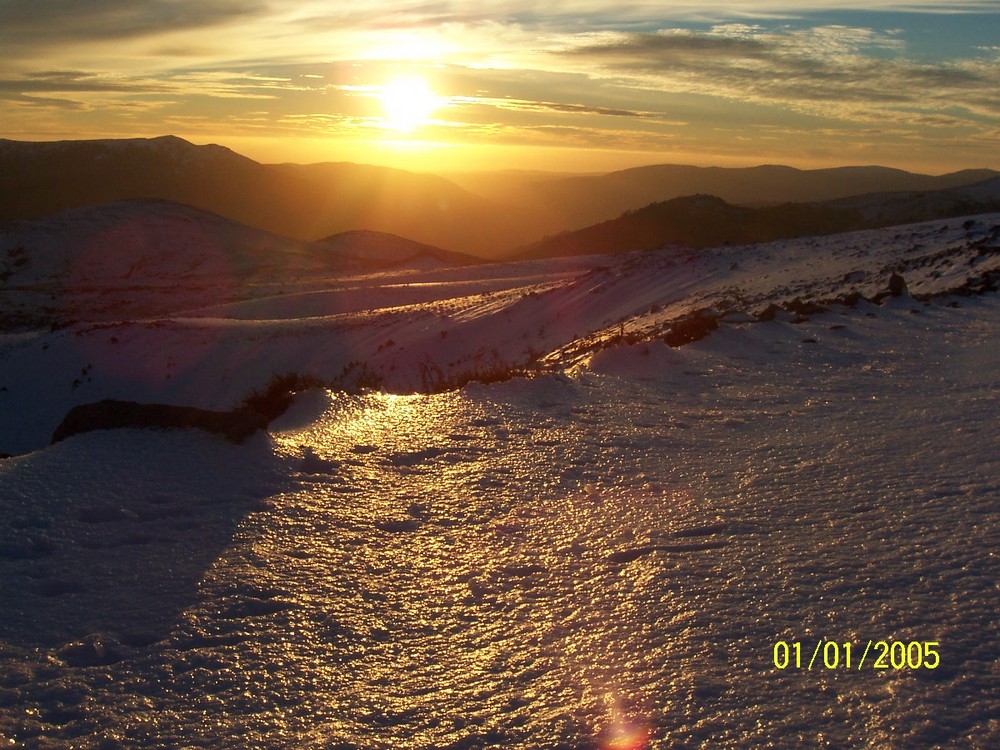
[0,199,476,329]
[517,195,859,259]
[315,229,482,269]
[0,198,326,286]
[2,136,997,258]
[267,162,532,254]
[826,175,1000,225]
[481,163,1000,235]
[516,178,1000,259]
[0,135,298,232]
[0,137,523,256]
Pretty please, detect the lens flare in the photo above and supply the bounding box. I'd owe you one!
[601,718,650,750]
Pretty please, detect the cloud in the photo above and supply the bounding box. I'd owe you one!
[0,0,270,45]
[2,1,998,170]
[0,71,170,94]
[452,95,663,120]
[551,25,1000,124]
[0,93,90,111]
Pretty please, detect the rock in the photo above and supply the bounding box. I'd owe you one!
[663,309,719,347]
[756,303,782,322]
[872,272,909,303]
[783,298,827,316]
[51,400,269,444]
[57,634,121,667]
[836,290,865,307]
[887,272,908,297]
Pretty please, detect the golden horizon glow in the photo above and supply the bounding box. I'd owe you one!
[1,3,998,174]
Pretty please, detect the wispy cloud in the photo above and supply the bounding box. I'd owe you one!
[551,25,1000,123]
[0,0,271,46]
[0,71,171,94]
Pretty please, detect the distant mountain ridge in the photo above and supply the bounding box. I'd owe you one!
[517,177,1000,259]
[0,136,524,256]
[1,136,997,258]
[0,199,475,328]
[316,229,480,268]
[449,163,1000,240]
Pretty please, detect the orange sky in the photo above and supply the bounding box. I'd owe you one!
[2,2,999,173]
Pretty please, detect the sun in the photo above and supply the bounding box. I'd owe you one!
[379,74,441,132]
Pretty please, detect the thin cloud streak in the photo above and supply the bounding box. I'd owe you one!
[553,26,1000,122]
[0,0,271,46]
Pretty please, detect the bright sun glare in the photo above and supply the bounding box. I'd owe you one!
[379,74,441,132]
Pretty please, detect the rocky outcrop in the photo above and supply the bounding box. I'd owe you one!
[663,308,719,347]
[871,272,909,303]
[50,400,268,445]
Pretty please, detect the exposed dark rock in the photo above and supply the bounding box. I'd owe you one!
[663,309,719,347]
[837,291,866,307]
[56,634,121,667]
[784,298,828,316]
[756,303,783,322]
[51,400,268,445]
[872,272,909,303]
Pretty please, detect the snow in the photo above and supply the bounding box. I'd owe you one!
[1,207,999,748]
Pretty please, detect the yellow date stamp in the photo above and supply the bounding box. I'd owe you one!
[772,640,940,670]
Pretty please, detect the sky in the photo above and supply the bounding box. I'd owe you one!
[1,1,999,174]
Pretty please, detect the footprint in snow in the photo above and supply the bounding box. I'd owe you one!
[385,447,448,466]
[607,539,729,564]
[299,447,340,474]
[375,518,421,533]
[672,521,727,538]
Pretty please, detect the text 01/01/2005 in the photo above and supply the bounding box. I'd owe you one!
[772,640,940,670]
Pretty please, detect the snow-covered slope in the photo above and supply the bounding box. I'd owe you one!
[1,210,998,748]
[2,211,997,456]
[0,200,492,330]
[0,199,326,285]
[316,229,481,268]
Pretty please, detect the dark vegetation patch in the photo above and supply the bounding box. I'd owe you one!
[50,400,270,445]
[237,371,325,422]
[50,371,326,445]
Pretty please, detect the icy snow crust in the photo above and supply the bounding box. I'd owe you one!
[0,212,999,748]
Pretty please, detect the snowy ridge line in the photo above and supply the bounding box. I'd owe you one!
[536,215,1000,369]
[1,212,998,456]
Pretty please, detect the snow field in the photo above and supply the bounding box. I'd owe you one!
[0,210,998,748]
[1,293,997,748]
